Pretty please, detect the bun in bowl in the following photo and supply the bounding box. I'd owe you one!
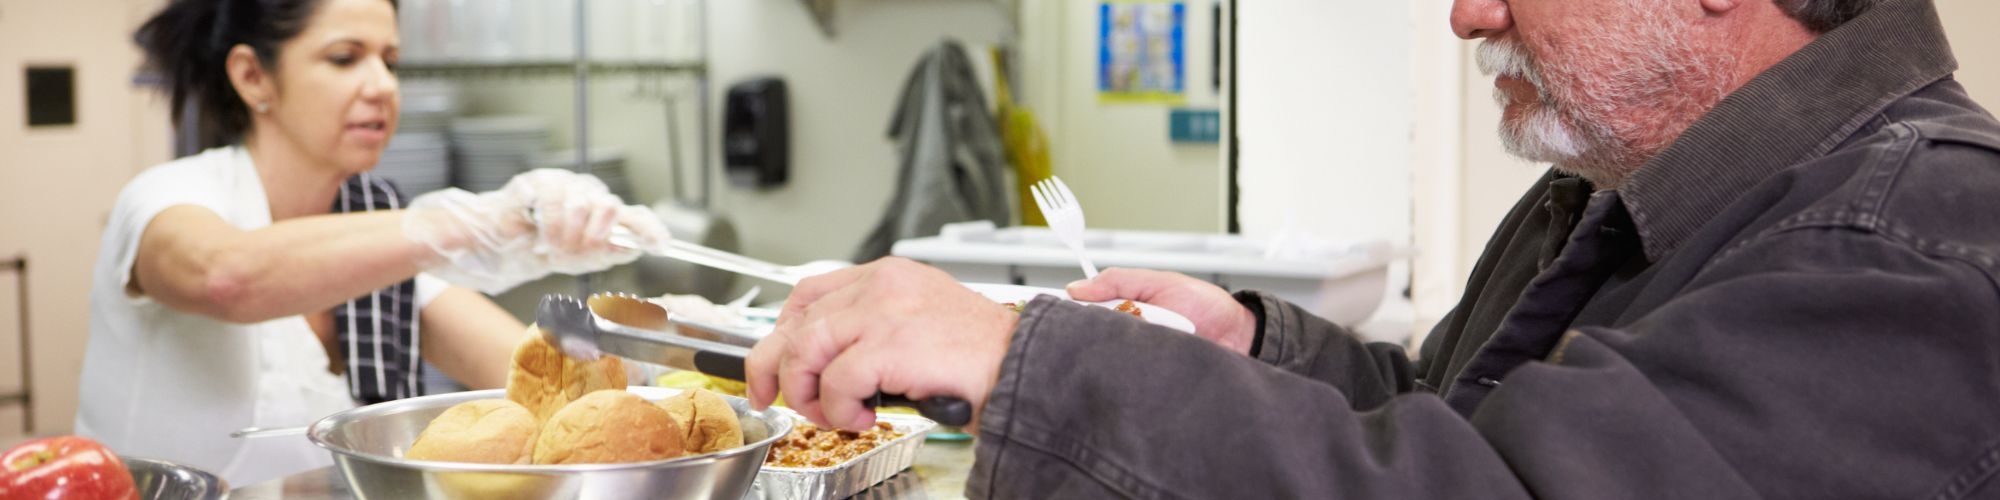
[507,326,628,422]
[406,399,540,464]
[657,388,745,454]
[532,390,685,465]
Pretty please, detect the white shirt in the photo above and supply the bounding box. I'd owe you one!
[77,146,444,487]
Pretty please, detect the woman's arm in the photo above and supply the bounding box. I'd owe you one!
[131,205,431,323]
[130,168,672,325]
[417,286,523,389]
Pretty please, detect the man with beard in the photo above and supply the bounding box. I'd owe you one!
[747,0,2000,497]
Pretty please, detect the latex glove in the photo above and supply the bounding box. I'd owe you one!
[404,168,671,293]
[1066,268,1258,355]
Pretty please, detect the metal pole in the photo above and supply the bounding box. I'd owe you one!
[665,95,685,202]
[696,0,713,209]
[6,257,30,434]
[575,0,595,295]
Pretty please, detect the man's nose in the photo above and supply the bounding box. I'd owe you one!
[1450,0,1512,40]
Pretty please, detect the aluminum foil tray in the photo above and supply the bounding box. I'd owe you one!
[750,413,939,500]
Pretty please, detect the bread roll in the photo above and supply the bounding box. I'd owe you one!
[656,388,745,454]
[406,399,540,464]
[533,390,685,464]
[507,325,628,422]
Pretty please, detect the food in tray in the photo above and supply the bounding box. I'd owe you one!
[658,388,746,454]
[765,421,901,469]
[406,399,541,464]
[998,298,1145,319]
[507,326,628,422]
[1113,300,1143,317]
[534,390,684,465]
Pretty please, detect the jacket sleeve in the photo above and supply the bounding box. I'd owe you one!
[1238,290,1416,410]
[967,229,2000,500]
[969,296,1535,500]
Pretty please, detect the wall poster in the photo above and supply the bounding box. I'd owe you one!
[1099,0,1186,104]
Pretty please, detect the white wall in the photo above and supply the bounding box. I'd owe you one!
[1937,0,2000,106]
[1018,0,1225,233]
[701,0,1015,266]
[1235,0,1413,245]
[0,0,173,438]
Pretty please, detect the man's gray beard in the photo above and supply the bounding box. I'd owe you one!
[1475,12,1733,188]
[1479,40,1639,187]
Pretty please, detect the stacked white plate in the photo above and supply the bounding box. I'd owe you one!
[538,147,634,202]
[374,132,451,196]
[450,116,549,192]
[398,81,458,135]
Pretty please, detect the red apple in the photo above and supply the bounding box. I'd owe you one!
[0,436,138,500]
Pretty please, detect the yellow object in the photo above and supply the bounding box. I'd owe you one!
[993,47,1053,226]
[656,371,770,405]
[654,370,915,416]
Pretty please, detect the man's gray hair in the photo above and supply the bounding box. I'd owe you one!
[1775,0,1881,32]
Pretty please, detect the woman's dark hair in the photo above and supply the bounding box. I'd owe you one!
[135,0,394,146]
[1774,0,1880,33]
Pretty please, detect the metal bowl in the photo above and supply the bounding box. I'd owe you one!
[124,456,227,500]
[308,387,793,500]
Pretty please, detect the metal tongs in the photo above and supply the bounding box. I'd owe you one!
[607,229,840,286]
[531,208,837,285]
[536,293,974,426]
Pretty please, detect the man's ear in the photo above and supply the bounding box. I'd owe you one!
[224,44,274,114]
[1700,0,1742,15]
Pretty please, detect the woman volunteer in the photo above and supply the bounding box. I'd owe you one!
[75,0,668,486]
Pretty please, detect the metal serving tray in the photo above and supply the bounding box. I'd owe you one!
[750,413,938,500]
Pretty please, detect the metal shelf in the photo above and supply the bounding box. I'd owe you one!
[800,0,1016,39]
[395,61,707,80]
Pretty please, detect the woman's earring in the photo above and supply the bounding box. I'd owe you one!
[256,102,270,114]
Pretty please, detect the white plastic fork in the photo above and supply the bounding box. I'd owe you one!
[1031,176,1099,279]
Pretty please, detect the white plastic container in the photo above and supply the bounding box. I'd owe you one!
[891,223,1398,326]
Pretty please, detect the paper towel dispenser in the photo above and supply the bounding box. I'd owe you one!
[723,77,789,188]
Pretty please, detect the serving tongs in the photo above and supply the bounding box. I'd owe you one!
[606,229,838,286]
[537,293,974,426]
[529,208,839,286]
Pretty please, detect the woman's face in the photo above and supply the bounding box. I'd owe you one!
[266,0,400,175]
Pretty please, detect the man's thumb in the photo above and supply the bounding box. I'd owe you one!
[1066,277,1113,301]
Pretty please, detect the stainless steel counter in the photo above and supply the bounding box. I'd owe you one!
[226,439,978,500]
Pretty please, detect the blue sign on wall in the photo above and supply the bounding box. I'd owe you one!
[1098,1,1186,104]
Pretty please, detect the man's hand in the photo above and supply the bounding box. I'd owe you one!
[1066,268,1258,355]
[746,258,1019,432]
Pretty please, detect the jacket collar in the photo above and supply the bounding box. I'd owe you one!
[1614,0,1958,262]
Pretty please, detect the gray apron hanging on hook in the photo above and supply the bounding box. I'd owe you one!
[854,39,1014,262]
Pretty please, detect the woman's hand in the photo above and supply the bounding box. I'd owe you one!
[746,258,1018,432]
[1066,268,1258,355]
[403,168,669,293]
